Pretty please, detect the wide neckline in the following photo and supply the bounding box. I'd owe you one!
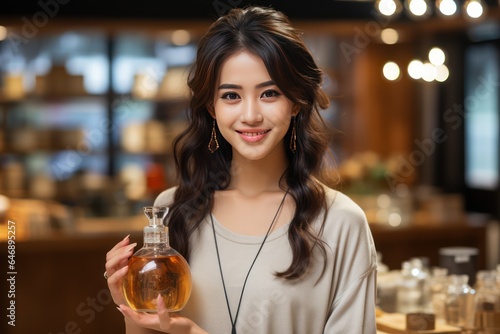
[208,213,290,245]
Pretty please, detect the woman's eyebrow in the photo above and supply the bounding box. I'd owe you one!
[218,80,275,90]
[255,80,275,89]
[218,83,241,90]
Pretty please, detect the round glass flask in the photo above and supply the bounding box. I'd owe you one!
[122,206,192,312]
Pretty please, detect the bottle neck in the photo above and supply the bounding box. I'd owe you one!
[143,226,170,248]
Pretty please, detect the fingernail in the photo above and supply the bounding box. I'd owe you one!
[123,234,130,241]
[157,294,165,308]
[126,243,137,252]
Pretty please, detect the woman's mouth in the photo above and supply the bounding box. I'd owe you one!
[236,129,271,143]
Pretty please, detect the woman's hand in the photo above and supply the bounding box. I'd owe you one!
[118,295,207,334]
[105,235,137,306]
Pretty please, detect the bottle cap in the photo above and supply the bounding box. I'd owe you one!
[144,206,169,227]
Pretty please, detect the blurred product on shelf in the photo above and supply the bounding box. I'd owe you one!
[406,312,435,330]
[2,74,25,100]
[34,65,86,96]
[1,198,73,240]
[158,67,190,100]
[376,250,500,333]
[376,312,461,333]
[131,66,190,100]
[444,274,475,328]
[396,257,430,314]
[3,161,25,198]
[10,128,85,152]
[428,267,449,320]
[439,247,479,285]
[121,120,168,153]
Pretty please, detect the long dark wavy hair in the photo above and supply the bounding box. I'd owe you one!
[168,6,331,280]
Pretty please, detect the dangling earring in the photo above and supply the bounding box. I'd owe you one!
[208,119,219,153]
[290,116,297,154]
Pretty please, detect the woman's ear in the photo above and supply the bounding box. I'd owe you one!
[292,104,300,117]
[207,104,216,118]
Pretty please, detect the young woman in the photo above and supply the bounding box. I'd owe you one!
[105,6,377,334]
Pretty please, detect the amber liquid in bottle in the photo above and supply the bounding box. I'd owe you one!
[123,253,191,312]
[122,206,192,313]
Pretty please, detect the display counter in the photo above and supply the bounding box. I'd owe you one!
[370,213,489,270]
[0,217,144,334]
[0,213,490,333]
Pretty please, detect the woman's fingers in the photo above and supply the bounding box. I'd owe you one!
[157,294,173,331]
[105,242,137,277]
[107,263,129,305]
[116,297,174,332]
[108,264,128,285]
[118,305,160,329]
[105,236,136,306]
[117,300,202,334]
[106,235,131,261]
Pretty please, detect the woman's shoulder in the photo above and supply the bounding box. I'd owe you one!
[322,184,367,224]
[320,184,376,266]
[153,186,178,206]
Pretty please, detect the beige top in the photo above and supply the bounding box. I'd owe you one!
[155,186,377,334]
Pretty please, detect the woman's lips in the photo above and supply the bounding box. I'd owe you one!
[236,129,271,143]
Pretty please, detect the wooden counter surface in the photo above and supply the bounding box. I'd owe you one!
[370,214,489,271]
[0,229,143,334]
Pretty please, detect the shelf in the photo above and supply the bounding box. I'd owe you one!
[0,93,106,104]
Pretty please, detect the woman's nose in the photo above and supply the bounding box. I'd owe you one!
[241,100,263,123]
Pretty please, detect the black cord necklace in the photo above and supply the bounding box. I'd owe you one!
[210,189,289,334]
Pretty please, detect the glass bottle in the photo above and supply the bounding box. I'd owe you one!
[122,206,192,312]
[396,258,428,313]
[427,267,449,320]
[473,270,500,331]
[444,274,475,328]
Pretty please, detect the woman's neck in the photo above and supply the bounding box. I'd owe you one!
[229,150,288,197]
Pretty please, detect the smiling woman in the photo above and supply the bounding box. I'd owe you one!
[212,51,297,162]
[104,6,378,334]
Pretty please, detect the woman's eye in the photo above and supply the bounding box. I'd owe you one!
[222,92,239,100]
[262,90,280,98]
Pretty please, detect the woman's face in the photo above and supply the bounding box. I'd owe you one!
[212,51,297,162]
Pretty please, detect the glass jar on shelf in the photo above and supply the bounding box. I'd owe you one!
[396,258,429,314]
[427,267,449,320]
[445,274,475,328]
[473,270,500,332]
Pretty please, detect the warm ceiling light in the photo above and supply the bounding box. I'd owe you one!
[408,59,424,79]
[464,0,486,19]
[436,0,458,16]
[435,64,450,82]
[408,0,427,15]
[380,28,399,44]
[429,47,446,66]
[422,62,437,82]
[376,0,403,16]
[406,0,432,18]
[383,61,401,81]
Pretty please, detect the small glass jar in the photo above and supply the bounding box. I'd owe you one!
[427,267,449,319]
[396,258,429,313]
[445,274,475,328]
